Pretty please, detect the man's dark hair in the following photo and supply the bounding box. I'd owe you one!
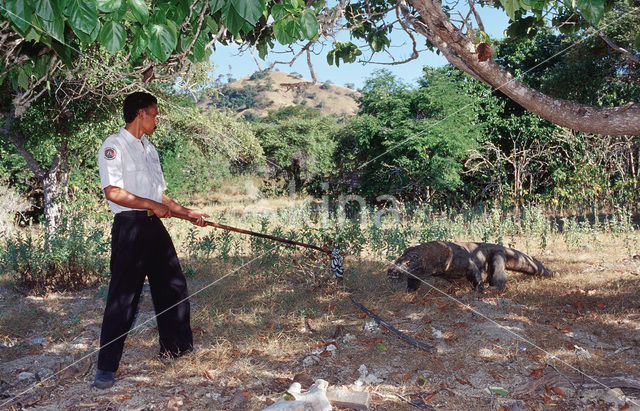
[123,92,157,123]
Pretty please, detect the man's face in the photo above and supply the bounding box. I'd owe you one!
[140,103,158,135]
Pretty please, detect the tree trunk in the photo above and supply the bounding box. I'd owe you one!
[41,167,64,233]
[1,110,66,232]
[404,0,640,136]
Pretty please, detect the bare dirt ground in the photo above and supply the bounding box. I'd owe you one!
[1,233,640,410]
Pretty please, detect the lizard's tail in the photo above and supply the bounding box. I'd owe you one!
[504,248,557,277]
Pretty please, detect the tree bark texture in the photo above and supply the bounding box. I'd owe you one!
[2,110,65,231]
[405,0,640,136]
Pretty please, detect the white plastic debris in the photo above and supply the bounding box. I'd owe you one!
[364,320,380,333]
[263,379,331,411]
[342,333,355,344]
[431,327,444,339]
[353,364,383,387]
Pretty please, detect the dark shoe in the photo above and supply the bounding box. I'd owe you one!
[93,369,115,389]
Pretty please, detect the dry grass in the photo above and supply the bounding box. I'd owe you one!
[1,200,640,409]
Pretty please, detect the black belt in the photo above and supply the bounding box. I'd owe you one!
[116,210,153,218]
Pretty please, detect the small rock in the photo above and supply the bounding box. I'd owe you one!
[17,372,34,381]
[582,244,594,251]
[230,392,247,408]
[604,388,625,405]
[342,333,355,344]
[303,355,320,367]
[30,337,48,346]
[205,392,220,400]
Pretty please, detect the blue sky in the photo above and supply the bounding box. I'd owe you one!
[210,6,510,89]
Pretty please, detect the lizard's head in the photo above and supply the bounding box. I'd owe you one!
[387,258,412,284]
[387,266,403,284]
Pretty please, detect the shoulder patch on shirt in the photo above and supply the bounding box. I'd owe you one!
[104,147,117,160]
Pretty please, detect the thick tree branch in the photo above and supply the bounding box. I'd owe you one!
[1,110,46,180]
[407,0,640,135]
[585,16,640,64]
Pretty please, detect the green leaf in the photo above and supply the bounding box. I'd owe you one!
[96,0,122,13]
[99,20,126,52]
[271,4,286,21]
[283,392,296,401]
[35,0,62,21]
[500,0,519,21]
[231,0,265,26]
[52,39,74,66]
[37,14,65,42]
[208,0,225,13]
[326,50,334,65]
[3,0,35,32]
[577,0,604,24]
[188,33,207,62]
[256,40,268,59]
[148,23,177,61]
[299,10,318,40]
[520,0,546,10]
[489,387,509,397]
[131,28,148,57]
[273,19,295,43]
[284,19,298,38]
[127,0,148,24]
[221,3,247,36]
[33,55,51,77]
[635,33,640,50]
[66,0,98,35]
[17,67,29,90]
[204,16,218,33]
[375,343,387,351]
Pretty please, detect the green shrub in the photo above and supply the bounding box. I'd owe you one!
[1,213,110,294]
[250,71,268,80]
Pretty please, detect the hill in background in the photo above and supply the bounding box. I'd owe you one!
[198,71,361,119]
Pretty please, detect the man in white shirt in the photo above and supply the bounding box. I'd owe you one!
[94,92,208,389]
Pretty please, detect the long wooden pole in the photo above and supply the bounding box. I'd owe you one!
[156,210,333,255]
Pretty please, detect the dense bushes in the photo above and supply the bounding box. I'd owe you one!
[1,212,109,293]
[252,106,339,192]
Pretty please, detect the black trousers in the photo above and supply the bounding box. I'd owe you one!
[97,211,193,372]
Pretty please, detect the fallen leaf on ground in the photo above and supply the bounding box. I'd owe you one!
[455,377,471,386]
[364,337,383,346]
[529,368,544,379]
[489,387,508,397]
[451,322,467,328]
[423,391,437,401]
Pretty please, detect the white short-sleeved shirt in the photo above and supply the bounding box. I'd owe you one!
[98,127,167,214]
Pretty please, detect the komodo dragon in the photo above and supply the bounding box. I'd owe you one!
[387,241,556,292]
